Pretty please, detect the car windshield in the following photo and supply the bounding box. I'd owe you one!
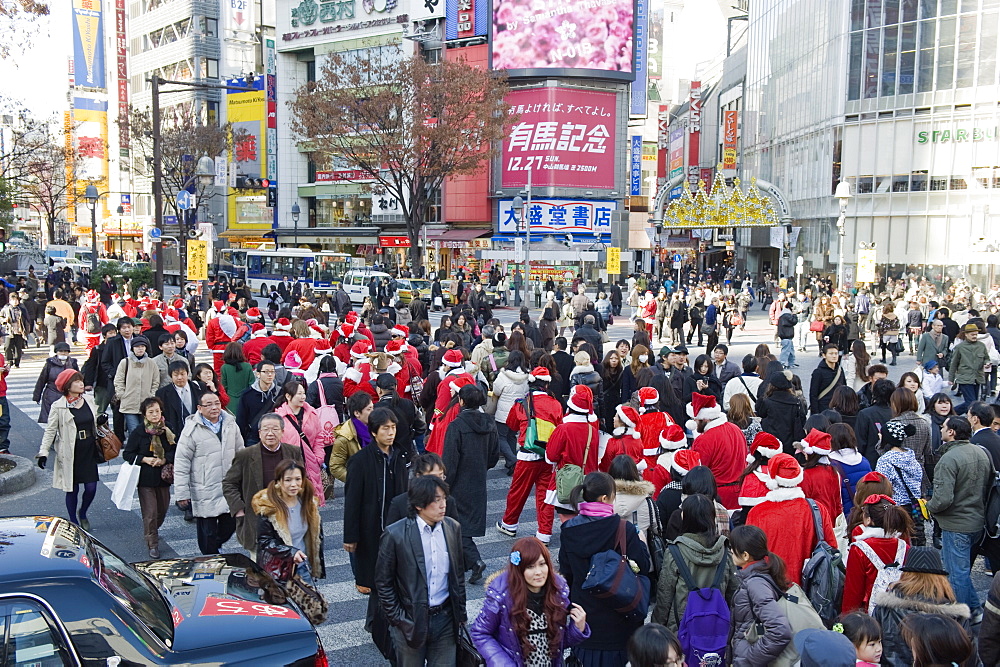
[92,542,174,646]
[409,280,430,290]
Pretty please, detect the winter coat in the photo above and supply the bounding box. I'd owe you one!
[808,359,845,414]
[888,410,934,494]
[492,368,528,425]
[343,442,411,588]
[855,404,894,467]
[613,479,656,535]
[329,418,363,483]
[876,447,925,508]
[113,354,160,415]
[252,489,326,581]
[841,527,908,613]
[370,321,392,351]
[222,442,304,551]
[730,562,793,667]
[682,372,723,404]
[776,311,797,339]
[442,408,499,536]
[651,533,738,630]
[173,412,245,518]
[37,395,100,493]
[916,331,949,367]
[235,380,281,443]
[747,489,838,584]
[690,418,749,509]
[470,569,590,666]
[558,515,651,652]
[33,356,79,423]
[871,589,971,667]
[221,361,254,411]
[925,438,993,533]
[122,422,176,488]
[569,364,604,416]
[800,463,843,519]
[949,338,989,384]
[273,403,326,506]
[980,574,1000,665]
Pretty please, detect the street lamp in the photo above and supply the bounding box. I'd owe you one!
[510,168,533,307]
[291,202,301,247]
[196,156,215,186]
[84,184,100,275]
[834,180,853,291]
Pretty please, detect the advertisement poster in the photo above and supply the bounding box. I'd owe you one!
[630,0,648,116]
[227,78,269,231]
[630,135,642,196]
[447,0,489,38]
[492,0,634,76]
[502,87,617,189]
[686,80,701,189]
[73,0,105,89]
[497,199,616,235]
[722,110,738,169]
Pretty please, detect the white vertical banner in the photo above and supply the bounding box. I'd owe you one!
[224,0,254,39]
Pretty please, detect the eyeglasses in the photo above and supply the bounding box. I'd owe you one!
[258,369,276,374]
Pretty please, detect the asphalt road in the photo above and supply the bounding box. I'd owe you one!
[1,302,991,665]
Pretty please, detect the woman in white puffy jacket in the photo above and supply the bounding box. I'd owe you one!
[608,454,656,539]
[490,350,529,476]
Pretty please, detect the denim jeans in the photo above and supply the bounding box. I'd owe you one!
[941,529,983,613]
[391,605,456,666]
[124,413,143,440]
[954,383,980,415]
[779,338,796,368]
[495,422,517,469]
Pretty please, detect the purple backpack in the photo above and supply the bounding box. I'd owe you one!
[668,544,730,667]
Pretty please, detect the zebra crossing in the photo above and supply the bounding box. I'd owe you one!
[2,344,554,665]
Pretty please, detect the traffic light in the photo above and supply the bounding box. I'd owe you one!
[266,186,277,208]
[235,176,270,190]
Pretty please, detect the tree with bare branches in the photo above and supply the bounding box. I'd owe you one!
[19,140,82,245]
[289,48,515,269]
[1,0,50,59]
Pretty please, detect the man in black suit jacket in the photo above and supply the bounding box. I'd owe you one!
[101,317,137,440]
[155,361,205,436]
[969,401,1000,468]
[551,336,575,402]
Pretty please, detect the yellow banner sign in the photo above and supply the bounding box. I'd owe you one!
[187,240,208,281]
[857,248,877,284]
[607,246,621,274]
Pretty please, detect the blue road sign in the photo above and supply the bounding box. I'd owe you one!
[148,227,162,240]
[673,253,682,263]
[176,190,193,210]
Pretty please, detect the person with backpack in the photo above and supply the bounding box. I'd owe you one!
[558,472,651,666]
[496,367,563,543]
[841,494,912,613]
[651,494,737,666]
[543,385,601,519]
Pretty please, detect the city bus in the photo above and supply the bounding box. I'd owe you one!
[216,248,360,295]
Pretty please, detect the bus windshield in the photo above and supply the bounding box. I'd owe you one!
[313,254,352,287]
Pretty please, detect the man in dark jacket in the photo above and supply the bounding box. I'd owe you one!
[101,317,138,440]
[855,378,896,466]
[375,475,467,664]
[344,407,412,597]
[235,360,282,446]
[809,344,846,414]
[776,303,797,368]
[551,337,575,401]
[82,323,118,414]
[573,315,604,354]
[143,314,170,357]
[222,412,304,552]
[155,361,206,436]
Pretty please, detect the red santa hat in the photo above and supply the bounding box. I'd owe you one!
[246,307,262,321]
[747,432,783,463]
[567,385,597,422]
[250,323,266,337]
[659,424,688,451]
[314,339,332,354]
[337,322,355,339]
[350,339,373,359]
[794,428,833,458]
[686,393,722,421]
[442,349,464,368]
[615,405,639,430]
[528,366,552,383]
[274,318,292,332]
[212,300,226,313]
[671,449,702,476]
[390,323,409,338]
[309,324,325,339]
[345,311,359,323]
[172,298,184,310]
[385,339,404,355]
[163,308,179,322]
[638,386,659,406]
[764,453,804,490]
[86,289,98,301]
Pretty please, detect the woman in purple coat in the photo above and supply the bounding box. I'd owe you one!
[471,537,590,666]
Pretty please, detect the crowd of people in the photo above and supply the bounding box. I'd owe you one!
[15,263,1000,667]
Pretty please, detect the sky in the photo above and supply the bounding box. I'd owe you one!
[0,2,72,119]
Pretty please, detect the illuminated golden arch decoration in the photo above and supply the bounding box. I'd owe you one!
[663,167,781,230]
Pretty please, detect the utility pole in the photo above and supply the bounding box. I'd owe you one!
[152,75,163,296]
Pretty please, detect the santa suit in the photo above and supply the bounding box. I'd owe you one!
[163,320,199,356]
[78,301,108,354]
[643,451,679,497]
[544,413,601,510]
[801,464,844,519]
[841,527,909,613]
[282,337,319,372]
[425,368,476,456]
[204,312,249,374]
[738,467,772,509]
[355,323,376,346]
[599,429,645,473]
[641,296,657,335]
[746,488,838,584]
[499,391,564,540]
[242,332,272,367]
[402,346,422,378]
[343,360,380,401]
[689,417,749,509]
[637,410,672,471]
[269,329,293,354]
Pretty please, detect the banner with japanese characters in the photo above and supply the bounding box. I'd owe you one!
[227,77,269,231]
[496,199,616,236]
[502,87,617,189]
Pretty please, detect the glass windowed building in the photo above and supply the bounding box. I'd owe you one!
[741,0,1000,287]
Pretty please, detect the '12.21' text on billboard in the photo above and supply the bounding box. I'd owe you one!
[502,87,617,189]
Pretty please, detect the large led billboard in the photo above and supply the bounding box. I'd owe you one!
[492,0,635,80]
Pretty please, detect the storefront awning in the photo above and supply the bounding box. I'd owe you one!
[425,229,492,241]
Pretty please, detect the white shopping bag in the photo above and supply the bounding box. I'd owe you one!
[111,461,141,511]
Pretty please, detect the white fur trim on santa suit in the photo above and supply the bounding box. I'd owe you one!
[386,362,402,376]
[762,487,806,502]
[764,469,804,490]
[251,328,268,338]
[563,413,594,424]
[659,432,687,451]
[737,470,773,507]
[344,366,363,384]
[643,445,661,456]
[686,415,729,436]
[686,402,724,422]
[543,487,576,510]
[656,451,679,473]
[794,439,832,458]
[615,405,637,429]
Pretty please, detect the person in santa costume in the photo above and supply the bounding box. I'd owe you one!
[342,340,378,401]
[599,405,645,472]
[636,386,677,472]
[793,428,844,519]
[686,392,748,510]
[344,311,375,346]
[242,323,271,367]
[390,323,422,378]
[841,493,912,613]
[304,337,333,385]
[649,448,702,521]
[332,322,357,365]
[497,367,564,542]
[268,318,293,354]
[204,301,249,374]
[204,298,240,322]
[737,432,784,515]
[384,340,413,397]
[425,349,476,456]
[282,321,324,372]
[544,384,601,517]
[746,453,838,584]
[77,290,108,354]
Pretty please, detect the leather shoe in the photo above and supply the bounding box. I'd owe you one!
[468,560,487,585]
[79,518,90,532]
[356,585,371,595]
[149,547,160,559]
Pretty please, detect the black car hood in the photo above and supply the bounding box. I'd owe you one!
[133,553,314,652]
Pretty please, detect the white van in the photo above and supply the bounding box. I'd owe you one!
[342,269,391,305]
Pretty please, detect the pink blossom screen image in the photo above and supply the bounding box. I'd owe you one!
[492,0,634,73]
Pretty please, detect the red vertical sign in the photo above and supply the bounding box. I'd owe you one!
[686,81,701,189]
[722,110,737,169]
[116,0,129,148]
[657,104,669,189]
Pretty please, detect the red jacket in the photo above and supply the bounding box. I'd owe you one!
[343,362,379,401]
[425,373,476,456]
[505,391,564,461]
[691,418,749,509]
[434,370,475,418]
[637,410,671,470]
[801,464,844,519]
[747,491,837,585]
[599,430,645,472]
[842,530,909,613]
[738,468,771,508]
[282,338,319,372]
[242,335,272,366]
[269,331,293,354]
[546,415,600,472]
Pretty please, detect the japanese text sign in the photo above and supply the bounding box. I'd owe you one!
[722,110,737,169]
[502,87,617,189]
[630,135,642,196]
[199,596,301,619]
[497,199,616,235]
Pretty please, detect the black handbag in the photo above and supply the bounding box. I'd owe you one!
[456,623,484,667]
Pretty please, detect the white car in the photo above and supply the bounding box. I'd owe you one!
[342,269,391,305]
[50,257,88,273]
